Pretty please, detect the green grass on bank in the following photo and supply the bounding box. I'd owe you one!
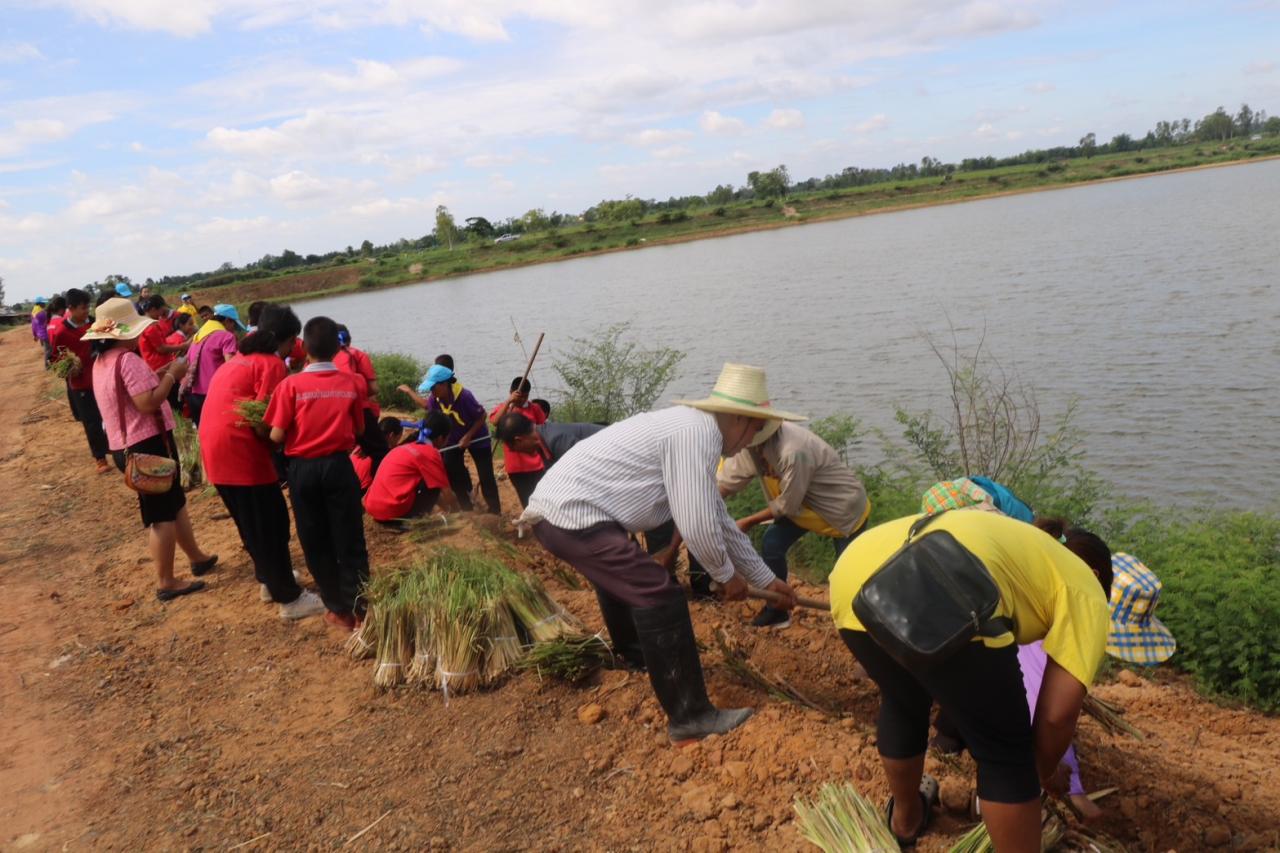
[187,137,1280,313]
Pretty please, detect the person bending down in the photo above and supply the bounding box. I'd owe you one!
[364,411,459,523]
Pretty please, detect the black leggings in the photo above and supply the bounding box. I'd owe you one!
[441,441,500,515]
[840,629,1038,803]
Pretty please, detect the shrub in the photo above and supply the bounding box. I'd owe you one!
[713,206,727,217]
[625,237,640,246]
[550,322,684,424]
[369,352,429,411]
[358,275,379,289]
[552,237,570,249]
[1111,511,1280,711]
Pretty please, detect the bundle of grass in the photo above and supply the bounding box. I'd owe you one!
[234,398,269,428]
[172,416,203,489]
[1082,695,1144,740]
[515,633,614,684]
[430,568,487,696]
[793,782,900,852]
[50,348,82,379]
[505,572,578,642]
[482,595,524,682]
[347,572,397,662]
[946,811,1064,853]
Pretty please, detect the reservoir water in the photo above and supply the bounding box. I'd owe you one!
[302,160,1280,510]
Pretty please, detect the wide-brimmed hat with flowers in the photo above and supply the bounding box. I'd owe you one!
[82,297,155,341]
[1106,552,1177,665]
[675,363,806,426]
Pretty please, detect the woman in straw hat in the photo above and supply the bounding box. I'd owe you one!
[86,298,217,601]
[520,363,799,744]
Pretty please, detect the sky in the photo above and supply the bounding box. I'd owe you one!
[1,1,1278,301]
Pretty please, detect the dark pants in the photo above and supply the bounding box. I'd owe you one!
[286,453,369,615]
[187,392,206,426]
[356,409,389,477]
[533,520,684,667]
[129,431,186,528]
[508,470,545,508]
[441,439,500,514]
[215,483,300,604]
[69,387,109,460]
[840,629,1038,803]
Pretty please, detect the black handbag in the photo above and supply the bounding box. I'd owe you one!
[853,510,1013,669]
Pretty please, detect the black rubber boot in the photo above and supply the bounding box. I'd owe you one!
[594,588,646,670]
[632,594,753,743]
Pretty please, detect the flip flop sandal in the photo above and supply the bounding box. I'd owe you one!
[156,581,206,602]
[192,555,219,576]
[884,774,939,847]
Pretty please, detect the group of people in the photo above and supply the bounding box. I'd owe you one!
[30,292,1177,851]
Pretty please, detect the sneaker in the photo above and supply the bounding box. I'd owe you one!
[259,584,272,603]
[279,590,326,621]
[750,606,791,630]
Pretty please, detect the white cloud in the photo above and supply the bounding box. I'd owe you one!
[973,122,998,138]
[853,113,889,133]
[652,145,692,160]
[0,42,45,63]
[269,170,331,202]
[627,128,695,147]
[700,110,746,135]
[206,124,291,156]
[763,108,804,129]
[1244,60,1276,74]
[1026,81,1055,94]
[465,152,516,168]
[196,215,272,235]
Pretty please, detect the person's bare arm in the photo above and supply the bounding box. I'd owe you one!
[458,417,485,449]
[269,426,287,445]
[130,361,186,414]
[397,385,429,409]
[1033,657,1088,795]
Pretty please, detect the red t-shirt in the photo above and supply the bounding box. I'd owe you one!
[199,353,288,486]
[363,442,449,521]
[139,318,176,371]
[287,339,306,370]
[334,346,379,416]
[490,401,547,474]
[264,365,365,459]
[48,317,94,390]
[351,450,373,491]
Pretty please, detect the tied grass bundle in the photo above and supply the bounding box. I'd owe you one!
[1082,695,1145,740]
[793,782,900,853]
[50,348,82,379]
[505,572,577,642]
[431,568,485,696]
[234,398,269,428]
[515,633,614,683]
[482,596,524,682]
[172,416,203,490]
[946,811,1064,853]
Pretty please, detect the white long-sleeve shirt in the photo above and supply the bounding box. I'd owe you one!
[521,407,778,588]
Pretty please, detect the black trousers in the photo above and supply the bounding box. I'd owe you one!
[441,440,500,514]
[286,453,369,614]
[356,409,389,477]
[68,387,109,460]
[508,470,544,508]
[839,629,1038,803]
[215,483,300,604]
[187,392,206,426]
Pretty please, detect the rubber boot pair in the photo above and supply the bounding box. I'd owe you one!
[632,594,753,743]
[595,589,647,671]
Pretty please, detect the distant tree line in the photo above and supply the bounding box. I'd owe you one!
[44,101,1274,304]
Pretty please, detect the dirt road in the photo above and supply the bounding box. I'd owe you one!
[1,330,1278,851]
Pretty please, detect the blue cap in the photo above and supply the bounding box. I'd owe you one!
[417,364,454,393]
[212,303,247,331]
[114,283,133,297]
[34,296,47,305]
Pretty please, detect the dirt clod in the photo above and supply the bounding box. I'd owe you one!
[577,703,604,725]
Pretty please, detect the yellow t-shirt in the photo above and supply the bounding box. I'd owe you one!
[176,304,198,318]
[829,511,1111,688]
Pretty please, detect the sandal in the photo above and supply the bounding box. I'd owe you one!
[156,581,206,602]
[884,774,939,847]
[192,555,219,577]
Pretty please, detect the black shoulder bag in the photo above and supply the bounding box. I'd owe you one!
[853,510,1013,670]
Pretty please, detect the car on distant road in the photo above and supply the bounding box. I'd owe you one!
[494,234,520,244]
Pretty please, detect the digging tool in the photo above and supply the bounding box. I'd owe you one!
[710,581,829,611]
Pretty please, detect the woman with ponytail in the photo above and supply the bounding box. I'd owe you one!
[199,305,325,621]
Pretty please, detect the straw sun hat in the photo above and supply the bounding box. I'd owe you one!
[676,363,805,445]
[82,297,155,342]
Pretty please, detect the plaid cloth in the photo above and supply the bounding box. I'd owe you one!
[1106,552,1176,665]
[920,478,996,515]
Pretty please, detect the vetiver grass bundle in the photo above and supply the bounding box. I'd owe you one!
[234,398,269,428]
[50,348,82,379]
[515,633,614,683]
[1082,694,1145,740]
[946,810,1064,853]
[793,782,900,852]
[357,547,580,696]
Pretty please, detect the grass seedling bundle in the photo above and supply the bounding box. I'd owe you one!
[514,633,614,684]
[172,416,202,490]
[50,348,82,379]
[234,398,269,428]
[946,810,1064,853]
[1082,695,1145,740]
[793,782,901,852]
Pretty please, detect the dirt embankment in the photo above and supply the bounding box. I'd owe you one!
[1,331,1279,851]
[188,266,364,309]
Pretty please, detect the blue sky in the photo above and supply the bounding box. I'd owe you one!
[1,0,1278,301]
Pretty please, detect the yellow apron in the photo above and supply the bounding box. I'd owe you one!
[760,475,869,538]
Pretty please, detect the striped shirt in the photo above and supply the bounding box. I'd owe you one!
[521,407,778,588]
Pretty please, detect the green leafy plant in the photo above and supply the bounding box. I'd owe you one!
[550,322,684,424]
[369,351,429,411]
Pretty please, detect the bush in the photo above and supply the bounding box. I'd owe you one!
[369,352,429,411]
[358,275,379,289]
[713,206,727,217]
[625,237,640,246]
[1110,511,1280,711]
[550,322,684,424]
[552,237,570,249]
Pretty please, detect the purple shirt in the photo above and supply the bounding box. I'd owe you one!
[426,387,487,444]
[1019,642,1084,796]
[190,329,238,395]
[32,310,49,343]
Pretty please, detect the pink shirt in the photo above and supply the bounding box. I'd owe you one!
[190,329,238,395]
[92,348,175,451]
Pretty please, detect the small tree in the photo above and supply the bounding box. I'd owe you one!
[435,205,459,250]
[0,274,5,309]
[746,165,790,199]
[551,322,685,423]
[1078,132,1097,158]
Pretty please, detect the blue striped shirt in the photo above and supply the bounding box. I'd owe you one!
[521,407,778,588]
